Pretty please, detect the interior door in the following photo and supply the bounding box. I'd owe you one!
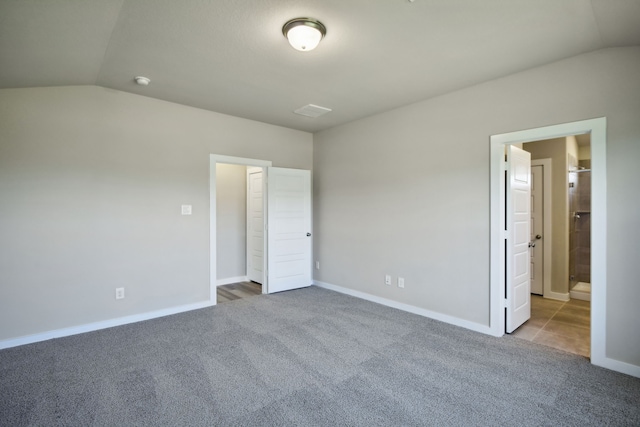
[246,167,264,284]
[530,165,543,295]
[266,167,312,293]
[506,145,532,333]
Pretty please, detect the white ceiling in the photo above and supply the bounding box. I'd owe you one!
[1,0,639,133]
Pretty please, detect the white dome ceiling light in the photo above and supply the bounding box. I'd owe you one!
[282,18,326,52]
[134,76,150,86]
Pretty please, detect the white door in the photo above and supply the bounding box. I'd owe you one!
[530,165,543,295]
[246,167,264,284]
[266,167,312,294]
[506,145,531,333]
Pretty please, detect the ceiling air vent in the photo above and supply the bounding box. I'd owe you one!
[294,104,332,118]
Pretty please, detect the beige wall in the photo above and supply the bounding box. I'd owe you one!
[313,47,640,367]
[579,145,592,160]
[567,135,579,169]
[216,163,247,281]
[0,85,312,341]
[524,137,569,295]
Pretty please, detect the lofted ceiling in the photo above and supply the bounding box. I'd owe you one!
[1,0,640,133]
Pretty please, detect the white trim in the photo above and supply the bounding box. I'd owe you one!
[210,155,272,304]
[313,281,498,337]
[544,291,570,302]
[597,357,640,378]
[216,276,248,286]
[210,154,272,167]
[490,118,612,369]
[531,159,553,299]
[490,139,507,336]
[0,300,215,350]
[589,120,607,370]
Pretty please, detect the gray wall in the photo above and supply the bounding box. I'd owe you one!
[216,163,247,281]
[313,47,640,367]
[0,85,312,341]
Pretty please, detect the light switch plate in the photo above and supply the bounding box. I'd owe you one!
[181,205,192,215]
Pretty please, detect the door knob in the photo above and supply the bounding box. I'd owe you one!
[306,233,311,237]
[529,242,536,248]
[535,235,542,240]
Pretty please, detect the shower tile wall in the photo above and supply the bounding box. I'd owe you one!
[569,159,591,286]
[569,155,577,287]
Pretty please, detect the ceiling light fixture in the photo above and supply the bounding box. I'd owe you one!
[134,76,150,86]
[282,18,326,52]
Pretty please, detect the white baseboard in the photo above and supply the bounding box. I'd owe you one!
[0,300,216,351]
[216,276,247,286]
[313,280,496,336]
[544,291,570,302]
[593,356,640,378]
[569,290,591,301]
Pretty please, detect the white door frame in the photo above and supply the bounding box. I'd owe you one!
[210,155,272,304]
[530,159,554,299]
[490,117,608,369]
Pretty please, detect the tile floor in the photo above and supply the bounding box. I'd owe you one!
[511,295,591,358]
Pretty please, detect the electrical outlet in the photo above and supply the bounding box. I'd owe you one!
[315,261,320,270]
[385,275,392,285]
[115,287,125,300]
[398,277,405,288]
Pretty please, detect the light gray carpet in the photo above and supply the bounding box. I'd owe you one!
[1,286,639,426]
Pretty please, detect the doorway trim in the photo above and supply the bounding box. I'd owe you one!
[530,159,555,299]
[489,117,607,369]
[210,154,272,304]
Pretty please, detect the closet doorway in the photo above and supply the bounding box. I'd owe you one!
[209,154,312,304]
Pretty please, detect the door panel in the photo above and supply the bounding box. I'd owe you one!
[266,167,311,293]
[506,145,531,333]
[530,165,543,295]
[247,168,264,284]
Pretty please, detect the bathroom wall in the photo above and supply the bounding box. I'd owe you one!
[524,137,570,296]
[571,167,591,285]
[579,145,591,162]
[569,133,592,286]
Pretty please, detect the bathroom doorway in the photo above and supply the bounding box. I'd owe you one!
[489,117,609,369]
[512,134,592,357]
